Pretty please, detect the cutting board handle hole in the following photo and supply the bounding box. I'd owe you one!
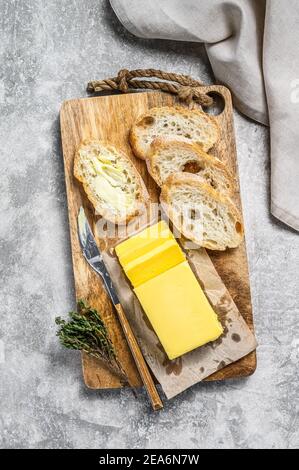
[203,91,226,116]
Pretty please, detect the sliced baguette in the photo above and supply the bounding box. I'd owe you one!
[130,106,220,160]
[160,173,244,250]
[74,140,149,224]
[147,138,234,194]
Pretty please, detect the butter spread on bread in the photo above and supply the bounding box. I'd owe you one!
[74,140,148,224]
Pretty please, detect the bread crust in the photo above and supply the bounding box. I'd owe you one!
[147,138,235,193]
[160,172,244,250]
[74,139,149,224]
[130,106,220,160]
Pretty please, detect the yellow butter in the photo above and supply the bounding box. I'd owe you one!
[124,239,185,287]
[115,220,173,261]
[134,261,223,359]
[118,228,175,266]
[115,221,223,359]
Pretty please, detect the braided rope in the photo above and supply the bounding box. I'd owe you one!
[87,68,213,107]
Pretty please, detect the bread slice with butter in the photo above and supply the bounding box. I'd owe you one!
[147,138,234,194]
[161,173,244,250]
[130,106,220,160]
[74,140,149,224]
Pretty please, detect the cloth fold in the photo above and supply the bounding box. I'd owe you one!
[110,0,299,231]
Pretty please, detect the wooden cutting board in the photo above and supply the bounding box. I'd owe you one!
[60,87,256,389]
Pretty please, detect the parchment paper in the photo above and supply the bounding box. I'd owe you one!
[102,236,257,399]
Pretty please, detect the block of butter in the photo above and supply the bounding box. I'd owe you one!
[123,240,186,287]
[115,221,223,360]
[116,220,174,265]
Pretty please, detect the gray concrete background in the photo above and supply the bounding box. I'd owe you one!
[0,0,298,449]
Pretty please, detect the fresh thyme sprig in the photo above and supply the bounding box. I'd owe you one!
[55,299,128,383]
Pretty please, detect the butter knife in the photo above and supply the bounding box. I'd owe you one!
[77,207,163,411]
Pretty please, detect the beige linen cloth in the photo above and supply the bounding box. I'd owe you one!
[110,0,299,231]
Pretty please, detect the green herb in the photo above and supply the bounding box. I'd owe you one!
[55,299,127,383]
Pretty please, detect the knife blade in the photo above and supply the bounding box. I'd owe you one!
[77,206,119,305]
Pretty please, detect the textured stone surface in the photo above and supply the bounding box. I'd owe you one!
[0,0,298,450]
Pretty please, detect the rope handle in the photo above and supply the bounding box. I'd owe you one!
[87,68,213,107]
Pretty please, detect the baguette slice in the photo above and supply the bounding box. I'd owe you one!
[147,138,234,194]
[130,106,220,160]
[74,140,149,224]
[160,173,244,250]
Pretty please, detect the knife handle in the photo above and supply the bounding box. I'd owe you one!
[114,303,163,411]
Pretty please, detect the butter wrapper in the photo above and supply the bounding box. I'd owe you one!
[102,243,257,399]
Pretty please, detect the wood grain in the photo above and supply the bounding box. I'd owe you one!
[114,303,163,410]
[60,88,256,390]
